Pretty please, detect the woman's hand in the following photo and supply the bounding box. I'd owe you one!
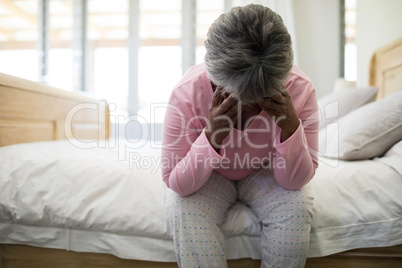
[258,90,300,142]
[205,86,241,151]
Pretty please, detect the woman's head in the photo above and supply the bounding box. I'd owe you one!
[204,4,293,104]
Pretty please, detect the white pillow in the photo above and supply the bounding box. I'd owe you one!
[374,140,402,175]
[318,86,379,129]
[319,90,402,160]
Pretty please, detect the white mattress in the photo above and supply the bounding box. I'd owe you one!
[0,139,401,261]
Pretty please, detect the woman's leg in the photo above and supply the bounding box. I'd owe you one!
[167,172,237,268]
[237,168,313,268]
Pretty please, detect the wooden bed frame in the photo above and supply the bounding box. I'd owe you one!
[0,73,110,147]
[1,37,402,267]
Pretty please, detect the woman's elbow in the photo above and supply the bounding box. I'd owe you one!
[278,167,316,191]
[163,173,194,197]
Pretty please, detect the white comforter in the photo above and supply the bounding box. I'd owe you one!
[0,140,401,260]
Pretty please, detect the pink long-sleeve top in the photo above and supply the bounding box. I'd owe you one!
[162,63,319,196]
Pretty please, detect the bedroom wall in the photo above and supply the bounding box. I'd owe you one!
[292,0,341,98]
[355,0,402,87]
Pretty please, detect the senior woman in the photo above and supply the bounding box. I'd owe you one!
[161,4,319,268]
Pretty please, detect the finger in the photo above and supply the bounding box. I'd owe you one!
[222,91,231,99]
[227,101,241,117]
[221,103,241,127]
[281,89,290,97]
[212,86,224,106]
[259,98,276,108]
[268,92,286,104]
[260,107,281,118]
[230,105,242,125]
[218,95,238,113]
[258,99,282,114]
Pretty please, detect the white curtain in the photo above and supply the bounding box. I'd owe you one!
[230,0,298,65]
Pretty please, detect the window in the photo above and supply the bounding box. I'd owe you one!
[0,0,39,81]
[87,0,129,115]
[48,0,73,90]
[138,0,182,124]
[344,0,356,81]
[196,0,224,64]
[1,0,233,138]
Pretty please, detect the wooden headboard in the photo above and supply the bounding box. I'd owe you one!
[0,73,110,147]
[369,37,402,100]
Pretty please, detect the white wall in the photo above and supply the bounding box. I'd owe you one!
[355,0,402,87]
[293,0,341,98]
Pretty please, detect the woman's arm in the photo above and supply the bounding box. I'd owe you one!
[274,89,319,190]
[162,90,240,196]
[259,87,319,190]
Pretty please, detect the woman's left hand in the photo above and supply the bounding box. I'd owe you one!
[258,90,300,142]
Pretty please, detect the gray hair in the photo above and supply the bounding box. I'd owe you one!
[204,4,293,104]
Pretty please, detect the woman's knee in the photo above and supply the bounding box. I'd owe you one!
[167,190,227,226]
[260,186,314,224]
[168,173,237,225]
[167,191,196,219]
[286,187,313,218]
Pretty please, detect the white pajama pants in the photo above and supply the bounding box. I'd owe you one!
[167,168,313,268]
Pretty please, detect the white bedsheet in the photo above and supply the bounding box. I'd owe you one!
[0,139,401,260]
[308,157,402,256]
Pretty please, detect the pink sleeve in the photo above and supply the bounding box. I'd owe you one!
[273,89,319,190]
[161,94,225,196]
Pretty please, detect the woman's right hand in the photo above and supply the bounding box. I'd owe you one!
[205,86,241,152]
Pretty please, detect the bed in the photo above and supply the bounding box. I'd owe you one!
[0,38,401,267]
